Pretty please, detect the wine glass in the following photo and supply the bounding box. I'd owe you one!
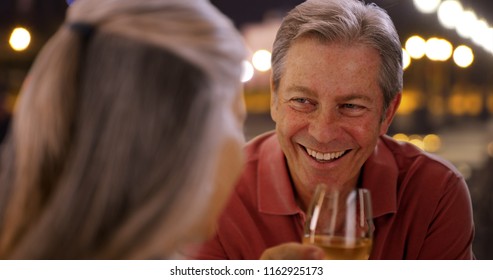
[303,184,374,260]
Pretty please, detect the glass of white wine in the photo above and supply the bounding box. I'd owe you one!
[303,184,373,260]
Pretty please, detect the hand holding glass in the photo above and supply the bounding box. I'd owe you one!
[303,185,373,260]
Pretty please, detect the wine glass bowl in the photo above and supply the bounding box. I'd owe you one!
[303,184,373,260]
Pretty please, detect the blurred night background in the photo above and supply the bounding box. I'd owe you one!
[0,0,492,259]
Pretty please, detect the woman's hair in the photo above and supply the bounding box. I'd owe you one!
[0,0,245,259]
[271,0,403,114]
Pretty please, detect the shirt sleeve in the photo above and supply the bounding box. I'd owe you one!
[417,175,475,259]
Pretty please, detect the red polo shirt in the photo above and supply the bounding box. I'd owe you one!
[193,131,474,259]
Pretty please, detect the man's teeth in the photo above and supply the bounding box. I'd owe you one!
[306,148,345,161]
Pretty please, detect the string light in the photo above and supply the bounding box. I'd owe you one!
[416,0,493,56]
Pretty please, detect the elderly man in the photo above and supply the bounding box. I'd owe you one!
[194,0,474,260]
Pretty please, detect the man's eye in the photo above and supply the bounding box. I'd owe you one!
[339,103,367,117]
[342,103,363,110]
[292,98,310,104]
[287,97,316,112]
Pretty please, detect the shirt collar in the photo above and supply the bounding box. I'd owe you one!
[361,135,398,218]
[256,133,398,218]
[257,132,301,215]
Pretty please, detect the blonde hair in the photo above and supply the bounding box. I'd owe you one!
[0,0,245,259]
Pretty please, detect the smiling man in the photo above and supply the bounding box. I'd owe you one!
[192,0,474,260]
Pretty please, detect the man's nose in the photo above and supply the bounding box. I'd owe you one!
[308,108,343,143]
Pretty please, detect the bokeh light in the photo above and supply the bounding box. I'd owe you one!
[456,10,478,39]
[413,0,442,14]
[393,133,442,153]
[9,27,31,51]
[425,37,452,61]
[453,45,474,68]
[409,135,424,150]
[397,90,420,115]
[405,36,426,59]
[463,93,482,116]
[437,0,463,29]
[448,93,466,116]
[251,49,272,72]
[423,134,442,152]
[393,133,409,142]
[402,49,411,70]
[241,60,254,83]
[470,19,489,46]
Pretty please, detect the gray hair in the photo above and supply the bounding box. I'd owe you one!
[0,0,245,259]
[271,0,403,112]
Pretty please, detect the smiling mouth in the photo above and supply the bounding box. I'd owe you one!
[304,146,349,162]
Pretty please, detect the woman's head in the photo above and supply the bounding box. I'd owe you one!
[0,0,246,259]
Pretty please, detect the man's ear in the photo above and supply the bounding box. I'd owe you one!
[270,75,278,123]
[379,93,401,135]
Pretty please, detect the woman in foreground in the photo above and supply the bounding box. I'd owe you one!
[0,0,246,259]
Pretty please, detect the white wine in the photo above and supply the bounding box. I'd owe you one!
[303,235,372,260]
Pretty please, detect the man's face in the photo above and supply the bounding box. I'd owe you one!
[271,36,399,198]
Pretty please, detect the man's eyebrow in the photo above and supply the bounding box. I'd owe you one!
[284,86,376,103]
[338,93,374,103]
[285,85,317,96]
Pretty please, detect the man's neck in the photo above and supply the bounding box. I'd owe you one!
[292,175,362,213]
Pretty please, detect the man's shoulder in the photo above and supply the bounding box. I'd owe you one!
[244,130,277,161]
[233,131,277,194]
[379,135,463,180]
[233,130,291,208]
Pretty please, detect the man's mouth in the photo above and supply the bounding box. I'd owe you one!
[304,147,349,162]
